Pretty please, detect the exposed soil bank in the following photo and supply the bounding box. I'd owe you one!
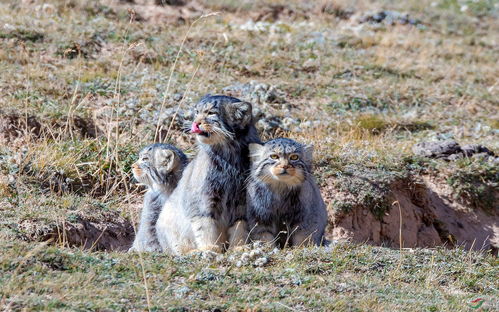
[327,176,498,255]
[18,212,134,252]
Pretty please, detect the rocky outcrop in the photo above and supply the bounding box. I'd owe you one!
[412,140,497,162]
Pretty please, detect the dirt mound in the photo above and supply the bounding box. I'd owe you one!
[0,111,102,145]
[327,176,498,254]
[0,112,42,144]
[18,213,134,251]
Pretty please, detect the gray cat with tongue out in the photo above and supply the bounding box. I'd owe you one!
[156,95,261,254]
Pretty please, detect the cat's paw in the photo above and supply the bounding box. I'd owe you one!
[188,249,219,260]
[198,244,223,253]
[228,245,248,253]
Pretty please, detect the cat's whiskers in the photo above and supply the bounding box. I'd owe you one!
[212,126,234,140]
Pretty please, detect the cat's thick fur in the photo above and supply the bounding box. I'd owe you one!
[247,138,327,247]
[156,95,260,254]
[129,143,188,252]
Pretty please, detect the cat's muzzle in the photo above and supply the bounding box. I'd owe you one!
[276,168,289,175]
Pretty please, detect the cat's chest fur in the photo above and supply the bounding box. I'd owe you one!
[206,160,242,200]
[252,182,303,224]
[189,148,247,219]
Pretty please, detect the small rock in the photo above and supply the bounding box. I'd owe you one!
[153,107,189,131]
[471,152,490,161]
[222,81,286,105]
[412,140,462,159]
[252,241,265,249]
[174,286,190,298]
[447,153,464,161]
[200,250,218,261]
[172,92,183,102]
[256,116,282,133]
[281,117,299,129]
[253,257,268,267]
[359,10,423,27]
[461,144,494,157]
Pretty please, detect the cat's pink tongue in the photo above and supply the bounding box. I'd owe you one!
[191,122,202,134]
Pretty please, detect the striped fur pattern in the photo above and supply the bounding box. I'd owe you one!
[156,95,261,254]
[247,138,327,247]
[129,143,188,252]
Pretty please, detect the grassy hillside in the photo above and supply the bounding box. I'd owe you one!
[0,0,497,310]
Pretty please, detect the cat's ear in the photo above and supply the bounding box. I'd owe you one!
[157,149,176,171]
[303,144,314,162]
[224,101,252,128]
[248,143,264,161]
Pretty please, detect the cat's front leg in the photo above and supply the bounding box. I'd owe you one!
[249,222,276,246]
[156,200,196,255]
[129,203,154,252]
[191,215,225,253]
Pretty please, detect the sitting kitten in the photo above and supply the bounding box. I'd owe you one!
[247,138,327,247]
[129,143,188,252]
[156,95,260,254]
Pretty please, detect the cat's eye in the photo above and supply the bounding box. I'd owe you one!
[141,157,149,161]
[289,154,299,160]
[270,154,279,160]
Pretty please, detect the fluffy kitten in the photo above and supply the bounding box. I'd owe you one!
[129,143,188,252]
[247,138,327,247]
[156,95,260,254]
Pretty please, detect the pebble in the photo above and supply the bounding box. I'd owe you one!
[359,10,424,28]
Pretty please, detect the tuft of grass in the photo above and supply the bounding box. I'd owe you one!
[487,118,499,130]
[0,29,44,42]
[355,114,390,134]
[18,139,138,196]
[444,159,498,214]
[329,164,404,219]
[353,114,434,135]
